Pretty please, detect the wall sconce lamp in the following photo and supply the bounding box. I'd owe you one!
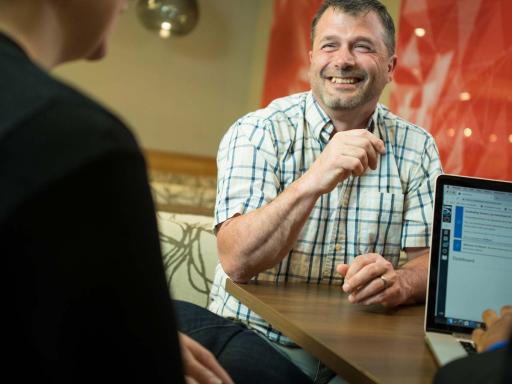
[136,0,199,38]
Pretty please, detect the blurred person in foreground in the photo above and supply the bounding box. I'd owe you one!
[0,1,310,383]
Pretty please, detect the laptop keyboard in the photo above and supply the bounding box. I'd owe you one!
[459,340,477,354]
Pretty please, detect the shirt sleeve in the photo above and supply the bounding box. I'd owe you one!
[401,135,443,249]
[214,116,281,229]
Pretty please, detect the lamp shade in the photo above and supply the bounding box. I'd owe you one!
[136,0,199,37]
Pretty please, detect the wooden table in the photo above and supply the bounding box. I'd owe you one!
[226,279,437,384]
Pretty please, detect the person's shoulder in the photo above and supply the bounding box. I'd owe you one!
[252,92,308,120]
[378,103,435,141]
[232,92,309,135]
[0,92,140,224]
[0,52,73,120]
[1,54,136,152]
[43,94,138,154]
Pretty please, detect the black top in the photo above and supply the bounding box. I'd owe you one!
[0,34,184,382]
[434,339,512,384]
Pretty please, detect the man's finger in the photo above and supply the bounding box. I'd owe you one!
[339,155,365,177]
[344,254,379,280]
[348,276,386,303]
[336,263,349,277]
[341,136,379,170]
[471,327,484,351]
[344,262,386,293]
[500,305,512,316]
[482,308,499,327]
[339,145,369,172]
[345,129,385,154]
[360,290,387,305]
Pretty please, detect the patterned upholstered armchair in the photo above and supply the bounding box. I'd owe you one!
[147,151,218,307]
[157,211,218,308]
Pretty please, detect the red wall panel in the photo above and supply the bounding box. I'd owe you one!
[390,0,512,179]
[261,0,322,107]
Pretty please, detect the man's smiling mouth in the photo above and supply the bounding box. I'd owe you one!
[329,76,361,84]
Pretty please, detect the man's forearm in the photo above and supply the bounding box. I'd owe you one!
[217,177,319,282]
[396,248,430,305]
[217,130,385,283]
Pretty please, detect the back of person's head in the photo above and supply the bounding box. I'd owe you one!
[311,0,395,55]
[0,0,128,67]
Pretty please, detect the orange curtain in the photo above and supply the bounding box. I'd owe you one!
[390,0,512,180]
[261,0,322,107]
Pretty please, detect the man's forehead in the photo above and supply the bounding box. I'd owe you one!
[314,8,387,42]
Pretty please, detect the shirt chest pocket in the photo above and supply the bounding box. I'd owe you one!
[355,191,404,259]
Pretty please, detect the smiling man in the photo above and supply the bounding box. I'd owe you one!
[209,0,443,382]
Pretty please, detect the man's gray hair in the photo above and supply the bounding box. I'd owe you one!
[311,0,396,55]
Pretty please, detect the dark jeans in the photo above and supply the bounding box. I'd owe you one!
[174,300,312,384]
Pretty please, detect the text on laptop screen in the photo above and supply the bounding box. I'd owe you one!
[434,184,512,329]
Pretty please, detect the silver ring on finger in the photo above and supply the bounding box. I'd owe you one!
[380,275,389,290]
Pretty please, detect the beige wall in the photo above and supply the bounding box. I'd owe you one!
[54,0,273,157]
[54,0,400,158]
[380,0,401,105]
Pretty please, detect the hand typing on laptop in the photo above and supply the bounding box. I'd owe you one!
[433,305,512,383]
[472,306,512,352]
[336,247,429,307]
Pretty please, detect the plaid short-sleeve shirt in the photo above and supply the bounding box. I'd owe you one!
[209,91,442,345]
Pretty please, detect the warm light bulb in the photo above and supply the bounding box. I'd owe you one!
[459,92,471,101]
[414,28,426,37]
[447,129,456,137]
[159,29,171,38]
[464,128,472,137]
[489,134,497,143]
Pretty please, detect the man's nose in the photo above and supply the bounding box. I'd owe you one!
[333,46,356,69]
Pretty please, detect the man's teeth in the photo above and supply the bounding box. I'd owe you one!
[330,77,357,84]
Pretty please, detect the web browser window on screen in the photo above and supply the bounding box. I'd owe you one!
[435,185,512,328]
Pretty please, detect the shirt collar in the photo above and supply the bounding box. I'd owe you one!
[306,91,384,142]
[305,91,333,144]
[367,104,382,140]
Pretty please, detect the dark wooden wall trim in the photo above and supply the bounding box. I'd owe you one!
[144,149,217,176]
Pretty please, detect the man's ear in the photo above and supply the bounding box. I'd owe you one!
[309,50,313,63]
[387,55,397,82]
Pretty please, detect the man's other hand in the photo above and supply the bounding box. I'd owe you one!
[336,253,407,307]
[301,129,385,196]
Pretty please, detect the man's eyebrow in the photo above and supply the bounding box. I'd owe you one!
[318,35,340,43]
[351,36,376,45]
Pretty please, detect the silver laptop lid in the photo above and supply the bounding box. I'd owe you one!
[425,174,512,335]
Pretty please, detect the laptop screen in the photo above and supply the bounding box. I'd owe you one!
[426,175,512,334]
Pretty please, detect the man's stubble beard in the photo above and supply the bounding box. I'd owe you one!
[318,75,381,111]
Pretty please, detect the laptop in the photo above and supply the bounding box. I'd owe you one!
[425,174,512,366]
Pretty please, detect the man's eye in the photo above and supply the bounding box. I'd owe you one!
[321,43,336,50]
[354,44,372,52]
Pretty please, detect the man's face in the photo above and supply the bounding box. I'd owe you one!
[309,7,396,115]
